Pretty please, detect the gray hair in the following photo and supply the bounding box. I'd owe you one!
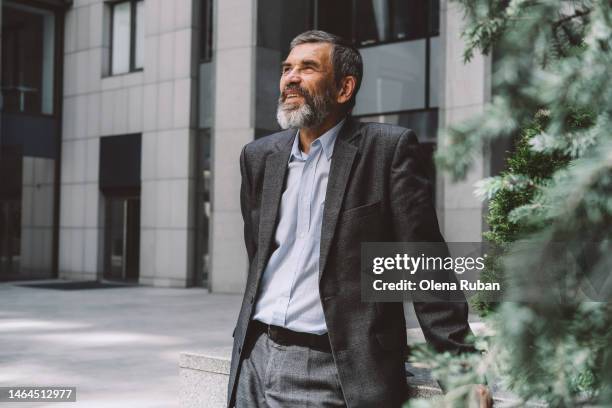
[289,30,363,111]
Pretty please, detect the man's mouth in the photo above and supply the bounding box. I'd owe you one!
[282,86,308,102]
[284,92,302,101]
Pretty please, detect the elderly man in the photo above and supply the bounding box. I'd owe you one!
[228,30,491,408]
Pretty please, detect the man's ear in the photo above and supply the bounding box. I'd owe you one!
[336,76,357,105]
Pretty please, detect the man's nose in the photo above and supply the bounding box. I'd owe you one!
[281,72,301,92]
[285,67,301,83]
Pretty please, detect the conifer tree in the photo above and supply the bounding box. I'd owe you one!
[407,0,612,406]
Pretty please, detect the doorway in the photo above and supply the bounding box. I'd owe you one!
[0,200,21,279]
[103,197,140,282]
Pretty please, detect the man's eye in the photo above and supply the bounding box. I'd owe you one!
[282,67,291,74]
[302,67,314,73]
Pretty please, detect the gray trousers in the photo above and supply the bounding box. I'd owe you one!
[235,331,347,407]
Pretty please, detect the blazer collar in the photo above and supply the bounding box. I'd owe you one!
[272,115,362,152]
[289,118,346,162]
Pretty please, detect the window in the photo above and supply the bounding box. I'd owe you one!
[200,0,213,61]
[193,130,212,287]
[1,2,56,115]
[254,0,441,130]
[314,0,437,46]
[257,0,312,57]
[353,40,427,115]
[314,0,441,114]
[316,0,352,43]
[110,0,144,75]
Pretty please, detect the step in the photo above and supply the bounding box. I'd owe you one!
[178,347,544,407]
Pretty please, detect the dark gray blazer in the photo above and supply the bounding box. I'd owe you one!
[228,118,473,408]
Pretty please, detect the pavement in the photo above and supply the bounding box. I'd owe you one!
[0,279,482,407]
[0,280,241,408]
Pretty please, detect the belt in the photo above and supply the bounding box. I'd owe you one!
[250,320,332,352]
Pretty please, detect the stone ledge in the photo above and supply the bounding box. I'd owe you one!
[179,337,546,407]
[179,349,232,375]
[178,349,451,408]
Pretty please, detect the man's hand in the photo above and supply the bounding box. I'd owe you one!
[473,384,493,408]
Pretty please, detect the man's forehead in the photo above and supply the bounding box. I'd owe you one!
[284,42,332,65]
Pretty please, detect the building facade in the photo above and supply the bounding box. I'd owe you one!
[1,0,494,292]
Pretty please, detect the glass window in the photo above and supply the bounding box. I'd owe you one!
[198,62,214,128]
[1,125,58,282]
[134,0,144,69]
[103,197,140,282]
[258,0,312,57]
[253,0,441,130]
[316,0,352,43]
[1,2,62,282]
[193,130,212,287]
[313,0,439,45]
[429,36,440,108]
[200,0,213,61]
[429,0,440,36]
[0,147,23,280]
[111,2,130,74]
[389,0,427,41]
[353,40,426,115]
[1,2,55,115]
[356,0,389,45]
[0,199,23,279]
[111,0,143,75]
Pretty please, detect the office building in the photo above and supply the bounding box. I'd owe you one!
[1,0,495,291]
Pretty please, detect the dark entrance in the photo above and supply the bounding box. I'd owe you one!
[103,196,140,282]
[0,199,21,278]
[98,133,142,283]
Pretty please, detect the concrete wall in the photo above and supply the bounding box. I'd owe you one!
[59,0,198,286]
[437,0,491,242]
[208,0,257,293]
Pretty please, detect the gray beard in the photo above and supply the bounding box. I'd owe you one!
[276,90,334,130]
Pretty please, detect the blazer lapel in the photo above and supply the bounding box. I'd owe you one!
[255,133,294,280]
[319,119,359,282]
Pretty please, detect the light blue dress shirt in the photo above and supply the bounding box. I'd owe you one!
[252,119,345,335]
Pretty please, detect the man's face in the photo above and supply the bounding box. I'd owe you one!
[276,42,338,129]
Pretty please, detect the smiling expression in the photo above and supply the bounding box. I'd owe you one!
[279,42,336,110]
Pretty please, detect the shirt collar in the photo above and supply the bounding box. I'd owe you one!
[289,118,346,163]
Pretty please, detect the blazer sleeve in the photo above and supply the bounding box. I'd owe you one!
[239,145,257,266]
[389,130,475,354]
